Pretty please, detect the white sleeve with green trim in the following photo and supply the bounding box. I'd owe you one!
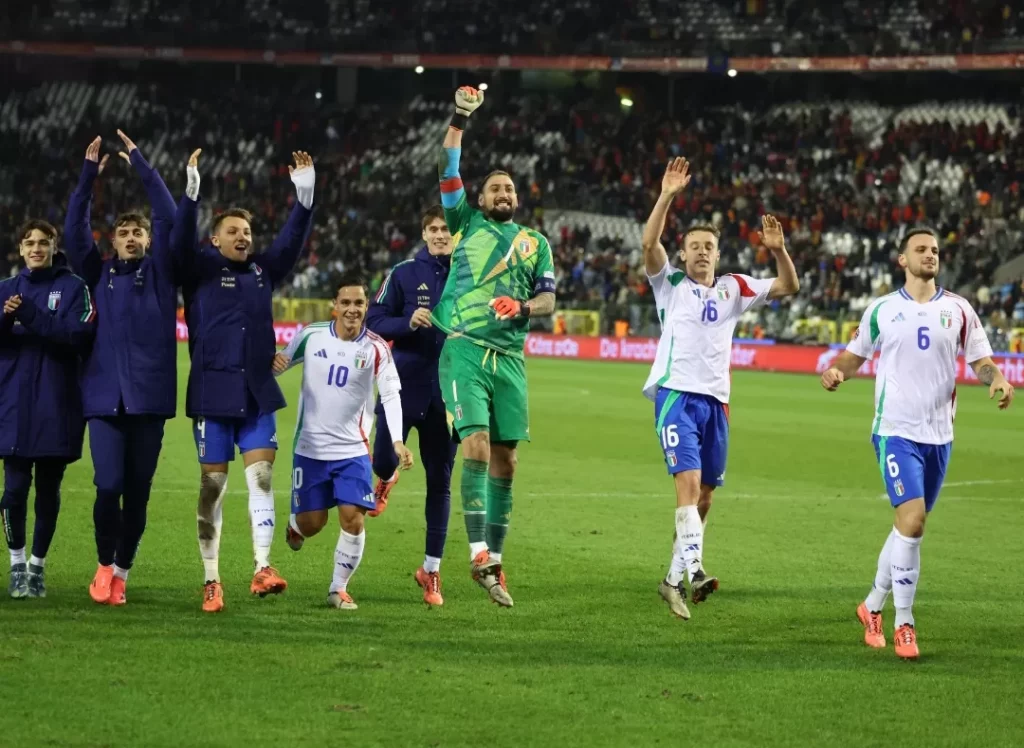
[278,322,330,373]
[846,299,885,359]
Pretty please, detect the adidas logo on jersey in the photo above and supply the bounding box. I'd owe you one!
[418,283,429,291]
[891,312,906,323]
[314,349,328,358]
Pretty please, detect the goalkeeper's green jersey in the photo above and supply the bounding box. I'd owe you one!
[430,193,555,358]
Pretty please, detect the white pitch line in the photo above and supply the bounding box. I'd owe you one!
[943,479,1023,488]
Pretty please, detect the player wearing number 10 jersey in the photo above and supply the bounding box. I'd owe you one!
[641,158,800,621]
[821,228,1013,659]
[273,276,413,609]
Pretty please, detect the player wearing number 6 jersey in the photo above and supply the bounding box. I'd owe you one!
[642,158,800,621]
[273,275,413,609]
[821,228,1013,659]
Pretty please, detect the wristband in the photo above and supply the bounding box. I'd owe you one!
[450,112,469,131]
[520,300,531,318]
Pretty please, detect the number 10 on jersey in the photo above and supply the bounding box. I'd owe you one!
[327,364,349,387]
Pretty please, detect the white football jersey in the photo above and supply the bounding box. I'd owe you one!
[846,287,992,445]
[279,322,402,460]
[643,262,774,403]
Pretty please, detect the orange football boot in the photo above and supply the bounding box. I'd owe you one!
[250,566,287,597]
[108,576,127,606]
[894,624,919,660]
[89,564,114,604]
[368,472,399,518]
[203,581,224,613]
[857,602,885,648]
[415,567,444,607]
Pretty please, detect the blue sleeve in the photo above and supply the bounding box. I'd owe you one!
[14,279,96,351]
[131,149,178,282]
[260,202,314,286]
[62,161,103,288]
[130,149,176,223]
[170,194,201,280]
[366,267,413,339]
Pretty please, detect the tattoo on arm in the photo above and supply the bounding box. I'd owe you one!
[526,293,556,318]
[977,364,997,386]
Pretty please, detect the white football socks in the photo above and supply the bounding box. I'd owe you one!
[890,529,922,629]
[675,505,704,583]
[245,461,275,570]
[864,528,896,612]
[113,565,130,581]
[9,548,26,567]
[666,537,688,586]
[331,529,365,593]
[28,554,45,569]
[423,555,441,573]
[469,541,488,560]
[197,471,227,583]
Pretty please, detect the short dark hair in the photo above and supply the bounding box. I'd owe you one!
[114,211,152,234]
[336,272,368,296]
[211,208,253,234]
[421,205,446,230]
[900,227,938,253]
[17,219,58,246]
[683,223,721,243]
[480,170,513,194]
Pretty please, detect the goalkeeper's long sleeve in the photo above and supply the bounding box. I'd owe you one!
[438,146,465,210]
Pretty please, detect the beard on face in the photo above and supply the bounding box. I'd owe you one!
[486,203,515,222]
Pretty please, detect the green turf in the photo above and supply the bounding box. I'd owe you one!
[2,349,1023,747]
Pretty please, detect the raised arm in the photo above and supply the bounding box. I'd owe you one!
[118,130,176,223]
[261,151,315,285]
[11,279,96,351]
[439,86,484,237]
[366,266,416,339]
[642,158,691,277]
[62,137,108,288]
[760,215,800,300]
[169,149,203,276]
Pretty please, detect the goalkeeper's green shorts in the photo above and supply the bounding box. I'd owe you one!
[438,335,529,444]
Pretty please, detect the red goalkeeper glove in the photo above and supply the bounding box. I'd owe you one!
[489,297,527,321]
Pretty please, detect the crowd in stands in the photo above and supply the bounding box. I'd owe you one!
[1,72,1022,350]
[4,1,1024,58]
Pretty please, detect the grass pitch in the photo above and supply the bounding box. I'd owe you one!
[1,349,1022,747]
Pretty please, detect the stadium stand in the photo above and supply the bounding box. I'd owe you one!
[1,70,1021,348]
[3,1,1023,57]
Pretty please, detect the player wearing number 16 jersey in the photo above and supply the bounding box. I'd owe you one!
[821,228,1014,659]
[641,158,800,621]
[273,275,414,609]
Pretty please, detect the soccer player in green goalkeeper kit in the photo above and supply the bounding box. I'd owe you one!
[433,86,557,607]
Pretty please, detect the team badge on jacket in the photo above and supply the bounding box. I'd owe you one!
[939,310,952,329]
[354,351,370,370]
[48,291,62,310]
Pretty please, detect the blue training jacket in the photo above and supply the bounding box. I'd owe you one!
[0,262,96,459]
[366,245,450,420]
[63,151,180,419]
[173,195,314,419]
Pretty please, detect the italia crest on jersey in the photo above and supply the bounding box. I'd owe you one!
[666,451,678,467]
[512,230,538,259]
[47,291,61,311]
[894,479,905,497]
[939,310,952,329]
[716,284,730,301]
[354,351,371,370]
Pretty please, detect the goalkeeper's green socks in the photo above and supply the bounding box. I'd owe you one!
[486,475,513,560]
[461,459,488,557]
